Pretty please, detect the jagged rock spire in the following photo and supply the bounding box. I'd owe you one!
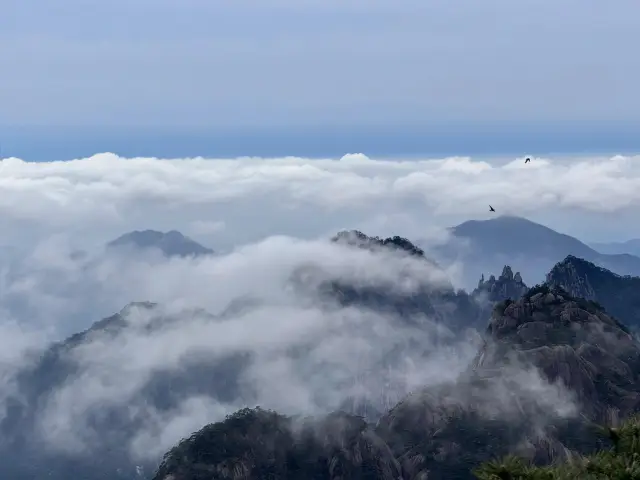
[501,265,514,280]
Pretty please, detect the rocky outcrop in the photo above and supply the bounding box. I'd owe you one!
[374,284,640,479]
[545,256,598,300]
[480,284,640,419]
[474,265,528,303]
[546,255,640,329]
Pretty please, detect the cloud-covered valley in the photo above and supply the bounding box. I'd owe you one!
[0,152,636,478]
[0,233,484,466]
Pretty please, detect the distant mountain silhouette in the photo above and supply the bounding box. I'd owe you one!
[107,229,213,258]
[435,215,640,288]
[591,238,640,257]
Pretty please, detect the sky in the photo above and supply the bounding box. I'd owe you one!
[1,0,640,131]
[0,5,638,474]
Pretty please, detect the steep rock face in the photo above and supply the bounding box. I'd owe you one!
[153,408,402,480]
[473,265,528,303]
[545,255,640,329]
[480,285,640,419]
[375,285,640,479]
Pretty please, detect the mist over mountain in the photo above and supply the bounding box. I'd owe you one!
[155,282,640,480]
[2,224,639,479]
[590,238,640,257]
[2,152,640,479]
[0,230,491,479]
[5,0,640,473]
[435,216,640,289]
[107,230,214,258]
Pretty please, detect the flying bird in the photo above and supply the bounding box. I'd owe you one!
[489,205,495,212]
[525,157,531,163]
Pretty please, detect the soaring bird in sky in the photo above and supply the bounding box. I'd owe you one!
[489,205,495,212]
[525,157,531,163]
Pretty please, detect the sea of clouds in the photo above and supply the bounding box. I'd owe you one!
[0,151,637,470]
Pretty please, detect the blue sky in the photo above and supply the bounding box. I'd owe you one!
[2,0,640,129]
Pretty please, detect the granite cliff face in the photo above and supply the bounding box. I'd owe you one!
[479,285,640,419]
[546,255,640,329]
[373,284,640,479]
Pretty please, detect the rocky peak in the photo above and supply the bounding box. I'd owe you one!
[331,230,426,258]
[545,255,598,301]
[501,265,514,280]
[474,265,527,303]
[485,284,623,344]
[478,283,640,420]
[545,255,640,329]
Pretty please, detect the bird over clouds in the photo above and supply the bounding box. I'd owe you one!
[0,151,636,478]
[0,153,638,232]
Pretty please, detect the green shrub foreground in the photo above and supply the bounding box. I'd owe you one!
[474,415,640,479]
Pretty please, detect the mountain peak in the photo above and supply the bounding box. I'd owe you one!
[107,229,213,257]
[474,264,527,303]
[488,283,630,342]
[332,230,426,257]
[545,255,640,329]
[440,215,640,286]
[546,255,618,301]
[501,265,514,280]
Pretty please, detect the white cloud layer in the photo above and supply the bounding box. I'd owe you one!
[0,152,630,469]
[0,233,483,461]
[1,152,640,249]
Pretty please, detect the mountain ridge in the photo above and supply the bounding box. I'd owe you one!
[590,238,640,257]
[5,228,640,480]
[436,215,640,287]
[107,229,214,257]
